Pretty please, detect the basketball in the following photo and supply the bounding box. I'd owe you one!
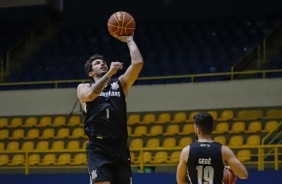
[107,11,136,37]
[223,167,237,184]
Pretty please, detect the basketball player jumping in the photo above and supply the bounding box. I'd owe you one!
[77,35,143,184]
[176,112,248,184]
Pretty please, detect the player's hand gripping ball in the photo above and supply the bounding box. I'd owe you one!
[223,166,237,184]
[107,11,136,38]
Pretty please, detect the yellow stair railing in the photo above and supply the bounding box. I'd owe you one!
[261,120,282,170]
[1,145,282,174]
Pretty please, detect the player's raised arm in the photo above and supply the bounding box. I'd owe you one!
[222,145,248,179]
[108,12,143,95]
[117,36,143,93]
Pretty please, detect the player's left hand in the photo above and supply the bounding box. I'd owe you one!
[225,166,231,169]
[225,166,235,175]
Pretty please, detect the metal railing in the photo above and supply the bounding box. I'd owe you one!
[29,18,51,51]
[0,58,3,82]
[262,121,282,145]
[262,21,282,64]
[231,21,282,75]
[5,38,29,75]
[4,18,51,76]
[0,69,282,88]
[231,43,263,77]
[261,120,282,170]
[1,145,281,174]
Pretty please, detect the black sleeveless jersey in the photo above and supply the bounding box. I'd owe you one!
[187,141,224,184]
[83,78,129,158]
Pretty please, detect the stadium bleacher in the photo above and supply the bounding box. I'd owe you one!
[1,18,281,89]
[0,108,281,171]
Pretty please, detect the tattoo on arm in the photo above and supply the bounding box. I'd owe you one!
[91,76,109,94]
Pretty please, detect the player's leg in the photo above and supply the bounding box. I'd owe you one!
[87,150,114,184]
[89,168,111,184]
[113,157,132,184]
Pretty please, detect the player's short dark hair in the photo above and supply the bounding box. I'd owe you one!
[193,112,213,135]
[84,54,108,81]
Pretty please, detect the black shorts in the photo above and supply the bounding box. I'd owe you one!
[87,150,132,184]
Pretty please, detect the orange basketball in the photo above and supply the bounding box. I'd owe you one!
[107,11,136,37]
[223,167,237,184]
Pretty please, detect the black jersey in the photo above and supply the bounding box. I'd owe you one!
[187,141,224,184]
[83,78,129,158]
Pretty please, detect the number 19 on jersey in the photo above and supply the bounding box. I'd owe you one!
[196,166,214,184]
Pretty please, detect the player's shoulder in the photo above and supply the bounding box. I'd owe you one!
[221,145,230,150]
[221,145,236,161]
[221,145,233,155]
[181,145,190,154]
[180,145,190,162]
[77,83,90,89]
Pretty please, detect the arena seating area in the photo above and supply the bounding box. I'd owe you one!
[0,24,31,59]
[0,108,281,172]
[265,49,282,72]
[2,18,281,89]
[0,6,46,59]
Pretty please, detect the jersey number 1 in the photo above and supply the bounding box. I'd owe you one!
[106,108,109,118]
[196,166,214,184]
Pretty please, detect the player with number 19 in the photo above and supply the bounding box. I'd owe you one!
[176,112,248,184]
